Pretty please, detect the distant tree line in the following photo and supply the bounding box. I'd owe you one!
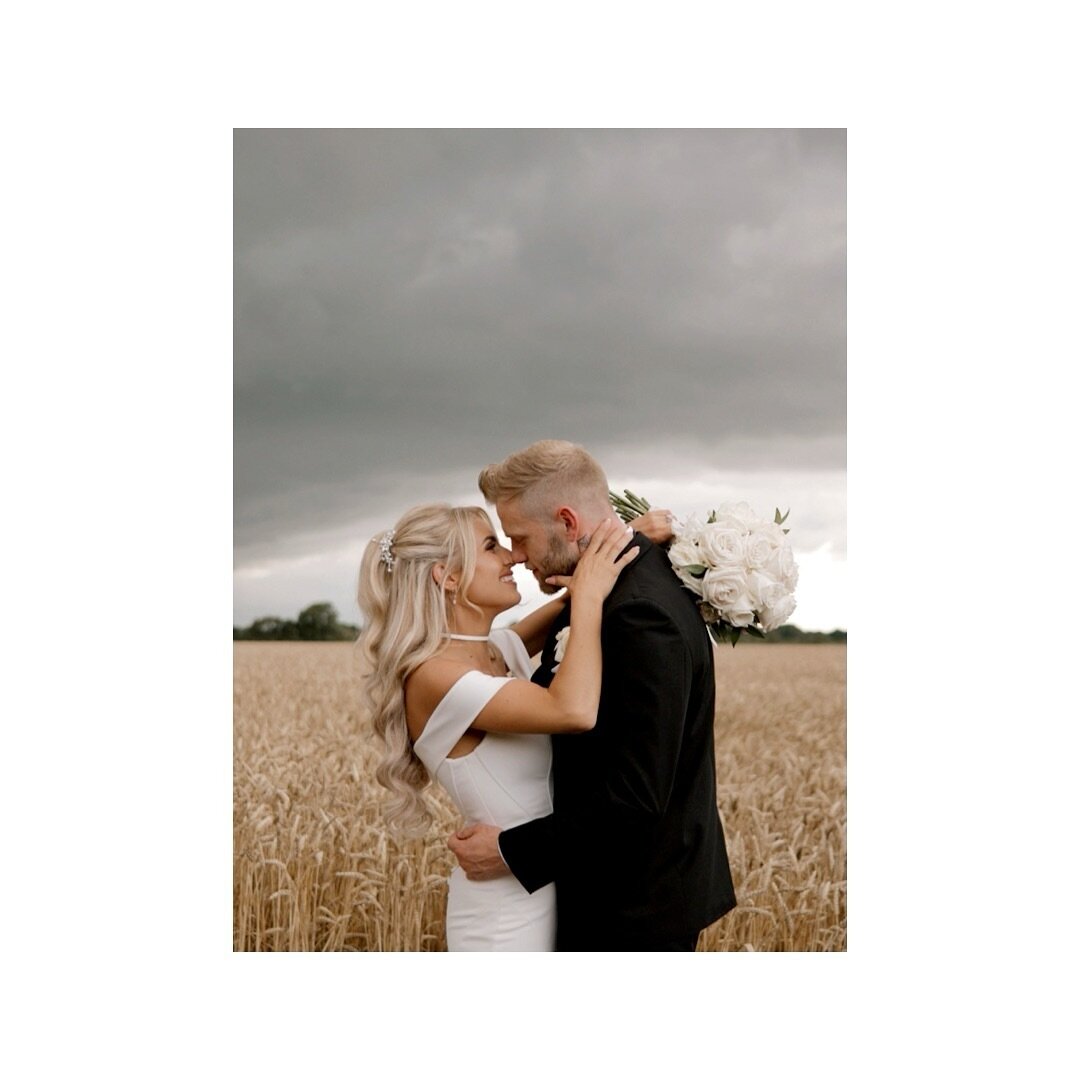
[234,602,844,644]
[739,624,846,644]
[234,602,359,641]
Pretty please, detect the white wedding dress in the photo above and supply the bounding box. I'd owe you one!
[412,628,556,951]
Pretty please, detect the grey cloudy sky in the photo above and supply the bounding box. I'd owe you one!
[235,128,846,630]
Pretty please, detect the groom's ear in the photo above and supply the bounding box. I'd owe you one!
[554,506,581,542]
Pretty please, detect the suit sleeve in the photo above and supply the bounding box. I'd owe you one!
[498,814,556,894]
[590,598,690,828]
[498,598,690,892]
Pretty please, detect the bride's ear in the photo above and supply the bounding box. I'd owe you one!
[432,564,459,590]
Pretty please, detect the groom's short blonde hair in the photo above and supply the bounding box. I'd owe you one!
[478,440,610,517]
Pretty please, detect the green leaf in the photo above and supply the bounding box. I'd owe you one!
[745,625,766,638]
[707,510,717,524]
[730,629,741,647]
[782,528,789,535]
[682,564,707,578]
[774,508,782,524]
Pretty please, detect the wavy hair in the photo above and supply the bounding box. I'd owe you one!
[357,503,490,836]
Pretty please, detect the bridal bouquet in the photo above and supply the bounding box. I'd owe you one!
[611,490,799,646]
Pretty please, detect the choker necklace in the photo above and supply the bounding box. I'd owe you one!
[447,633,491,642]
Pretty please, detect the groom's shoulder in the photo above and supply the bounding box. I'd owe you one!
[605,537,692,619]
[613,531,686,609]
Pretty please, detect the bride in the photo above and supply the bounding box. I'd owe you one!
[357,502,662,951]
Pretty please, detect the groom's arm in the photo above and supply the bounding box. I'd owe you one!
[569,599,691,863]
[448,815,556,891]
[498,814,556,893]
[601,599,688,806]
[450,599,689,890]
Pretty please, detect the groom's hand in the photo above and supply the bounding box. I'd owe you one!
[448,823,510,880]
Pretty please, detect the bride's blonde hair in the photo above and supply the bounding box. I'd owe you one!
[357,503,490,835]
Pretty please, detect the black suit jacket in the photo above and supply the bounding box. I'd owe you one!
[498,533,736,950]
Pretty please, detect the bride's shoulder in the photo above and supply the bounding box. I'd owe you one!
[405,656,473,719]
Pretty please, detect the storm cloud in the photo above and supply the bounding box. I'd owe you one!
[234,129,846,628]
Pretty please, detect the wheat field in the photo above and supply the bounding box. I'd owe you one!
[234,641,846,951]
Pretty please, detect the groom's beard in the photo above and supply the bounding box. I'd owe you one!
[535,529,579,595]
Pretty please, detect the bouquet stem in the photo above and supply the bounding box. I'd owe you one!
[609,489,651,522]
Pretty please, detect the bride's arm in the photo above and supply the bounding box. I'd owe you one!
[508,596,567,658]
[473,521,637,733]
[413,521,638,735]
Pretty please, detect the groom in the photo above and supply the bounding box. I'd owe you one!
[448,440,736,950]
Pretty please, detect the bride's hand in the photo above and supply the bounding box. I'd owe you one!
[545,518,640,601]
[628,508,675,545]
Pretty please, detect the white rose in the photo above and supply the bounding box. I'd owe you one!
[553,626,570,665]
[673,565,706,597]
[766,543,796,586]
[745,522,784,568]
[724,595,757,628]
[714,502,757,529]
[674,512,707,543]
[760,593,797,633]
[747,569,784,610]
[695,524,747,567]
[785,559,799,592]
[667,535,707,597]
[667,534,703,569]
[700,565,747,612]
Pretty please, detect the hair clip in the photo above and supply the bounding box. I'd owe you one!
[378,528,396,572]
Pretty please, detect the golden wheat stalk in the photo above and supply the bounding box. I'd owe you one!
[234,640,846,951]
